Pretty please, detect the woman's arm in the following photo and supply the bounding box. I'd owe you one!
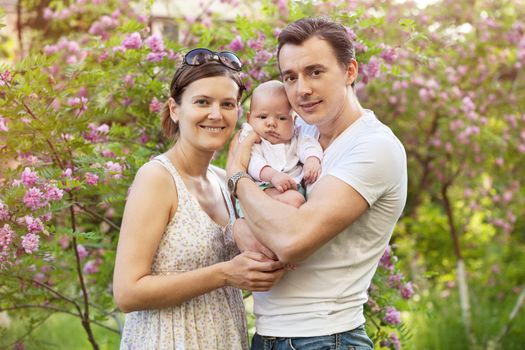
[113,162,284,313]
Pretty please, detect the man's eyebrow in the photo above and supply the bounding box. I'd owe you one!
[304,64,326,72]
[281,64,327,77]
[281,69,294,77]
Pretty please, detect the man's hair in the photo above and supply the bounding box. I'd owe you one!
[277,17,356,68]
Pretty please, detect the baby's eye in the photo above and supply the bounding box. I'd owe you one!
[278,116,289,121]
[257,115,267,119]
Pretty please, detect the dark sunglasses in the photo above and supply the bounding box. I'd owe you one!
[183,48,243,71]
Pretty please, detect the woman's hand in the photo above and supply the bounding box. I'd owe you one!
[227,129,261,178]
[221,251,285,291]
[233,218,277,260]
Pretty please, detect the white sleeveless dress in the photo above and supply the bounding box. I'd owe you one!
[119,155,248,350]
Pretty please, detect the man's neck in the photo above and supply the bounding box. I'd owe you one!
[318,91,365,149]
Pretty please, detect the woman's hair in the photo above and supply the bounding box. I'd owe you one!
[160,62,245,139]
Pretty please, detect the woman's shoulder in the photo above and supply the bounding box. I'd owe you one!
[131,159,176,193]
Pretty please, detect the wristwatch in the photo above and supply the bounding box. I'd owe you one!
[228,171,251,198]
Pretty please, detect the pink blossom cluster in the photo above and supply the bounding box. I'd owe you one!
[254,50,273,65]
[67,97,89,116]
[15,168,64,212]
[0,203,10,221]
[383,306,401,325]
[380,333,401,350]
[104,161,124,179]
[379,245,397,272]
[21,233,40,254]
[89,14,120,39]
[0,69,11,83]
[229,36,244,52]
[85,172,99,186]
[0,116,8,132]
[84,123,110,143]
[0,224,14,261]
[149,98,162,113]
[83,258,102,274]
[44,39,88,65]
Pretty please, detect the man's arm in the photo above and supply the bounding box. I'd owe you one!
[236,174,368,263]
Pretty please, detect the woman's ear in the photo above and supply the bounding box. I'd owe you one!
[345,59,358,86]
[168,97,178,123]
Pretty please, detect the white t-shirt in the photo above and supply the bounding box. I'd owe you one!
[240,123,323,185]
[253,109,408,337]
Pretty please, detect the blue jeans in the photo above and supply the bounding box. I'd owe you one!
[250,324,374,350]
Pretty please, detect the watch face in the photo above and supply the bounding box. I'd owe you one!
[227,177,235,194]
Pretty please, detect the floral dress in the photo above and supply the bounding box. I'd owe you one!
[120,155,248,350]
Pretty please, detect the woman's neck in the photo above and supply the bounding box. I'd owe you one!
[165,141,214,178]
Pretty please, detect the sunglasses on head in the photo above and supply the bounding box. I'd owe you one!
[183,48,243,71]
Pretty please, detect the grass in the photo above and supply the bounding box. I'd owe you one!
[405,287,525,350]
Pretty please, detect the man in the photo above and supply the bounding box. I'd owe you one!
[228,17,407,350]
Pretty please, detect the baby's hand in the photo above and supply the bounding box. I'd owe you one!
[270,172,298,193]
[302,157,321,184]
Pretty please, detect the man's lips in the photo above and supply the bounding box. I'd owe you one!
[298,100,322,112]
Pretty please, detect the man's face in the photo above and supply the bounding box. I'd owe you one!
[278,36,354,126]
[248,91,294,145]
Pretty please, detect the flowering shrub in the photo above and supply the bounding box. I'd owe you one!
[1,0,524,349]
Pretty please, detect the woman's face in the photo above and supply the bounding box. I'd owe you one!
[171,76,239,153]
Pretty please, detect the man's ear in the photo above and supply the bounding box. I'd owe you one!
[345,59,359,86]
[168,98,179,123]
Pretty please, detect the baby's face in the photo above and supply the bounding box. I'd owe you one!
[248,91,294,144]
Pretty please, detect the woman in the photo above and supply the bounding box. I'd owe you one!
[113,48,285,350]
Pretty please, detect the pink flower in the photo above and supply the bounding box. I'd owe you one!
[122,32,142,50]
[400,282,414,299]
[149,97,162,113]
[104,161,123,179]
[387,274,402,287]
[345,27,357,41]
[44,185,64,201]
[145,34,164,52]
[495,157,504,166]
[43,45,59,56]
[383,306,401,325]
[43,8,54,20]
[146,51,167,62]
[0,203,10,221]
[0,224,14,250]
[247,34,265,51]
[85,173,99,186]
[83,259,100,274]
[380,47,397,64]
[229,36,245,52]
[62,168,73,178]
[0,117,8,132]
[254,50,272,65]
[23,216,44,233]
[23,187,47,210]
[366,57,381,78]
[21,167,39,187]
[77,244,88,260]
[124,74,135,87]
[21,233,40,254]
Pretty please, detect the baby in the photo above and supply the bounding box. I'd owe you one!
[240,80,322,209]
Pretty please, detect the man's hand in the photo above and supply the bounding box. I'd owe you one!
[233,219,278,260]
[270,172,298,192]
[302,156,321,184]
[226,129,261,178]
